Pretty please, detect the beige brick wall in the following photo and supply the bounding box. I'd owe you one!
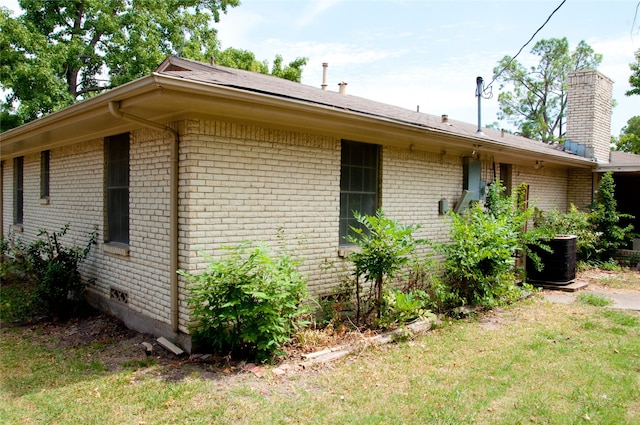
[176,120,341,330]
[1,160,14,237]
[2,141,104,263]
[382,147,461,245]
[513,166,569,211]
[1,117,588,337]
[567,169,594,211]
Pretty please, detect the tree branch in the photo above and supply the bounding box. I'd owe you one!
[75,85,114,97]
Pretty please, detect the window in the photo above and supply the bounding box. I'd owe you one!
[13,156,23,225]
[106,133,130,244]
[500,163,512,196]
[339,140,380,245]
[40,150,50,199]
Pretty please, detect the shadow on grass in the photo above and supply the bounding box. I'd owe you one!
[1,298,245,398]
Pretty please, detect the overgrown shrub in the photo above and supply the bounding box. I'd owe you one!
[19,224,97,318]
[0,237,10,279]
[400,254,453,314]
[436,181,540,308]
[180,241,308,362]
[589,172,635,262]
[345,209,424,325]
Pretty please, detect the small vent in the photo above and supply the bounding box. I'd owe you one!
[110,287,129,304]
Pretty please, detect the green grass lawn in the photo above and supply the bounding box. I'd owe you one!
[2,287,639,425]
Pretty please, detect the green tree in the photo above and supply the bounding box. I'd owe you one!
[613,116,640,154]
[214,48,307,83]
[0,2,307,131]
[590,172,634,262]
[626,49,640,96]
[493,38,602,143]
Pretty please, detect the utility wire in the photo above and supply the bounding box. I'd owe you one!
[632,1,639,39]
[482,0,567,96]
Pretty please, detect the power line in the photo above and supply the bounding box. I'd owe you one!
[632,1,639,39]
[482,0,567,96]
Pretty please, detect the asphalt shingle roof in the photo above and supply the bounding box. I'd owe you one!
[155,56,638,168]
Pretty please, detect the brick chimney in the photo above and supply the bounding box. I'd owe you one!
[565,70,613,163]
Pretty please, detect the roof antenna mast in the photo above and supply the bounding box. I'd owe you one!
[475,76,484,135]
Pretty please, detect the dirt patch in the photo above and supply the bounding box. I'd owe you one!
[6,310,226,382]
[577,268,640,293]
[4,307,353,385]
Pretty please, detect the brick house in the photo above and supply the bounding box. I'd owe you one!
[1,56,638,349]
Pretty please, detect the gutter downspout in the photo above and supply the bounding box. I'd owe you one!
[108,101,180,334]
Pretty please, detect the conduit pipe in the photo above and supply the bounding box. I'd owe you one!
[108,101,180,334]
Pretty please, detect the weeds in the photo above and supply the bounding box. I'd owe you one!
[578,293,613,307]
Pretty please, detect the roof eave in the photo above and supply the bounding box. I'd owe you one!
[596,164,640,173]
[0,72,597,169]
[0,75,161,159]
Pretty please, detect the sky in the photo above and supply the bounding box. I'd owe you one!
[212,0,639,136]
[3,0,639,136]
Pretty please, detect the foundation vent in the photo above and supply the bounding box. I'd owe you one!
[110,287,129,304]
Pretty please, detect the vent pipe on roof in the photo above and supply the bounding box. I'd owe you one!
[441,114,448,123]
[338,81,347,95]
[475,76,484,135]
[321,62,328,90]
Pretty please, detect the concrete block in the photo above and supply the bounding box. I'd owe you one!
[157,336,185,356]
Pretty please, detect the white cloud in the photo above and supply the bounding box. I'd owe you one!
[589,34,640,134]
[296,0,344,28]
[216,7,266,49]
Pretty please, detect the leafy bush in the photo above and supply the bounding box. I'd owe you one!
[589,172,635,262]
[345,209,424,325]
[180,241,308,362]
[19,225,97,318]
[436,181,540,308]
[533,204,599,262]
[377,287,434,329]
